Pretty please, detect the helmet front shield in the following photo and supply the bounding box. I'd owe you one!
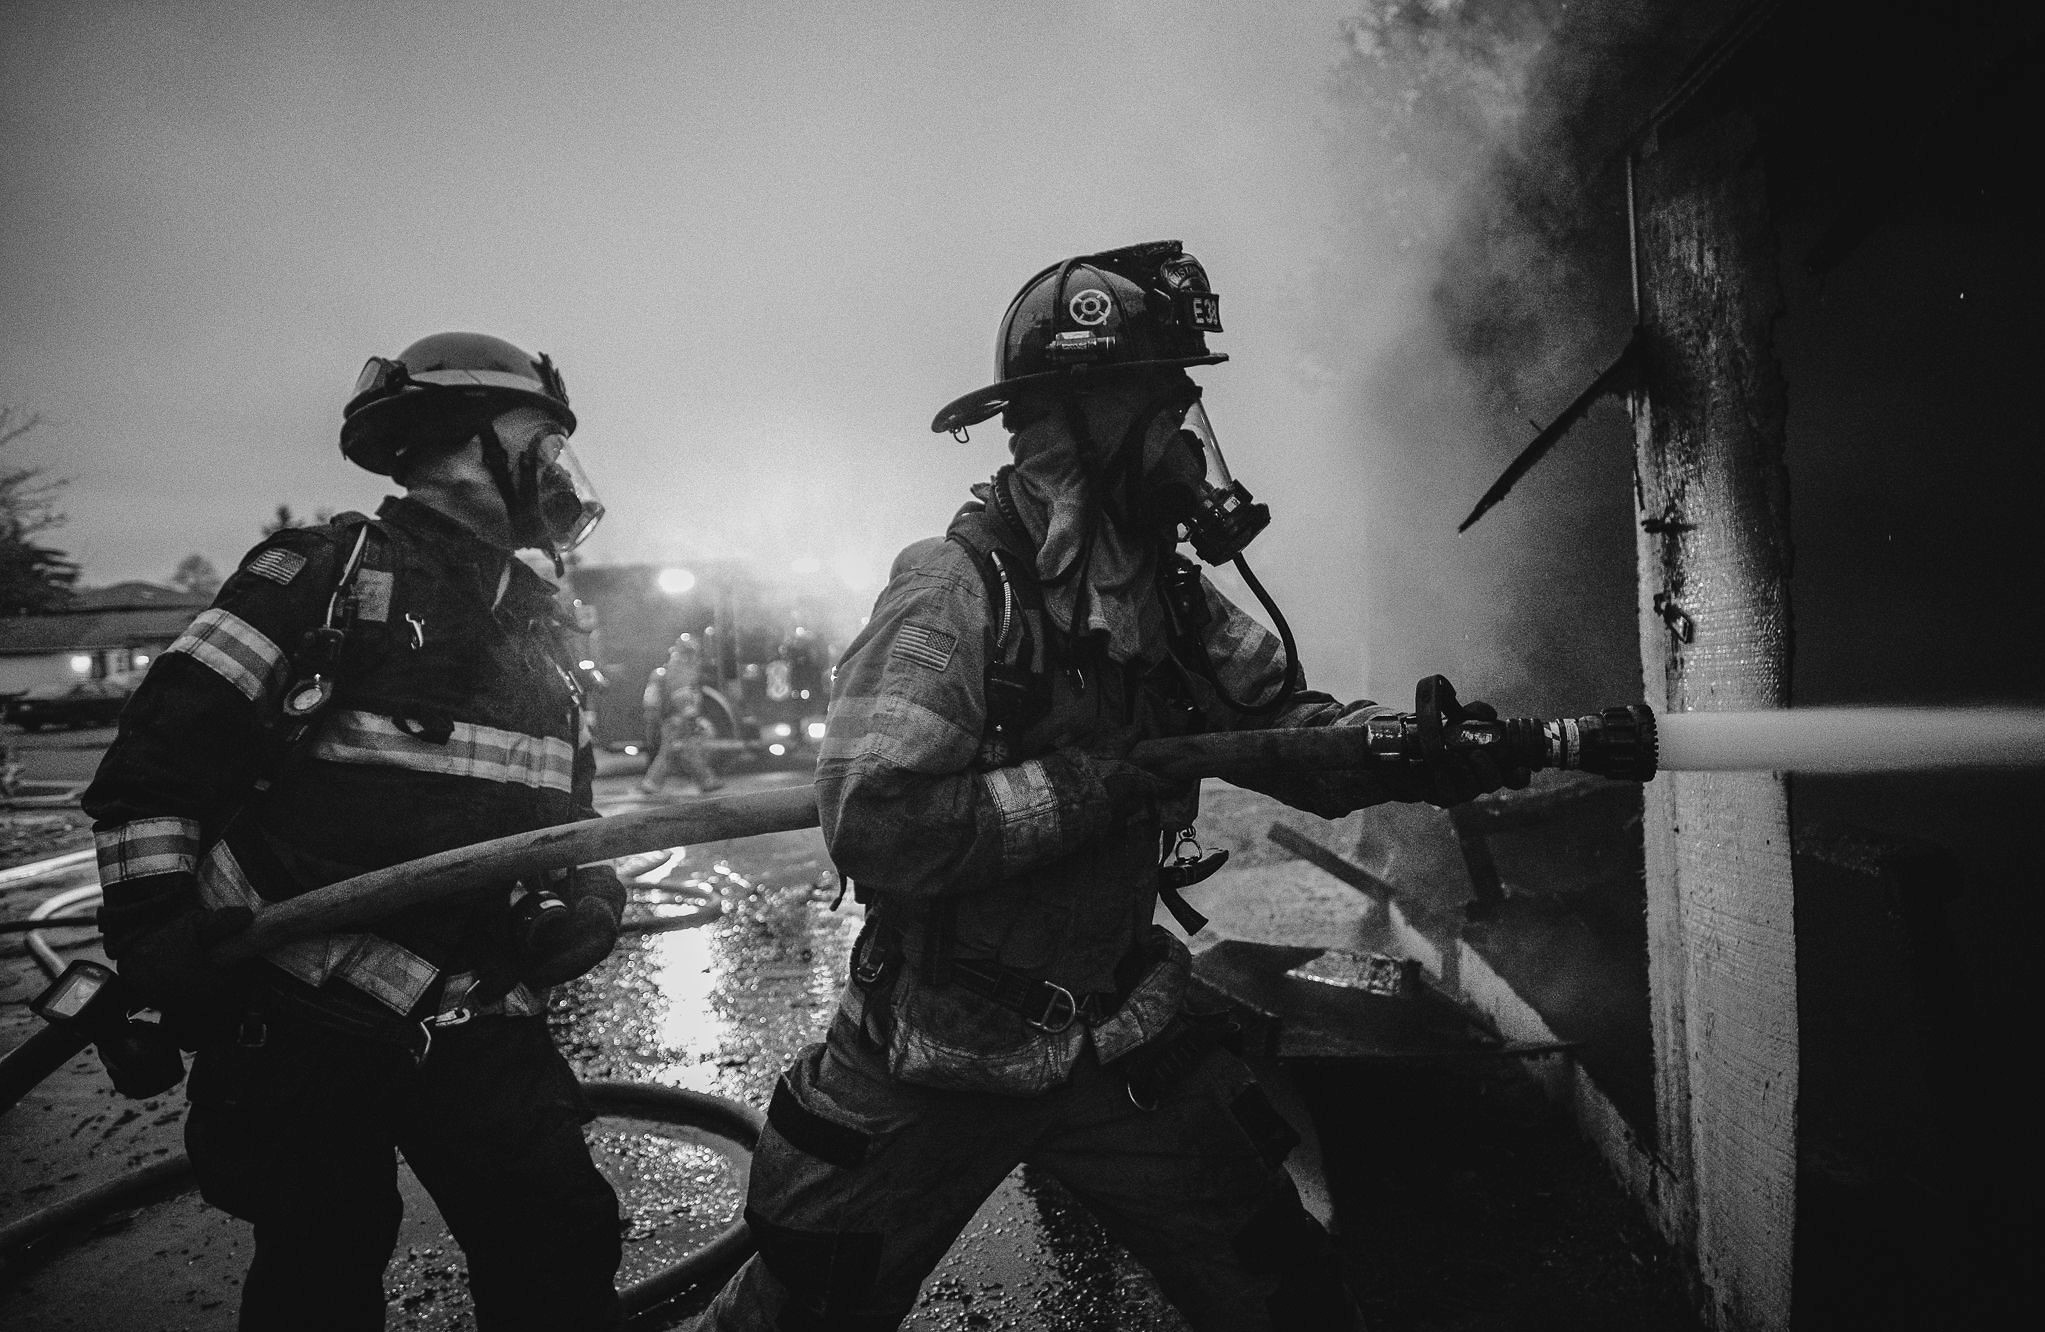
[533,433,605,553]
[1156,398,1269,565]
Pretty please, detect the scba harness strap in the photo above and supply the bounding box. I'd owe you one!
[867,502,1214,980]
[270,514,391,760]
[236,517,558,1026]
[945,498,1055,743]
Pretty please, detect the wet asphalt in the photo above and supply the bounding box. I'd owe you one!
[0,755,1189,1331]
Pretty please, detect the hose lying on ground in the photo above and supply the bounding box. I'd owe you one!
[0,1080,764,1318]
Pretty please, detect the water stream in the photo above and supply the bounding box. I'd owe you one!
[1656,707,2045,773]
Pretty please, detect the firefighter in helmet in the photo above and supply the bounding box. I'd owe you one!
[697,243,1524,1330]
[83,331,627,1330]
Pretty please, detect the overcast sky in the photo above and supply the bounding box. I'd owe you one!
[3,0,1530,702]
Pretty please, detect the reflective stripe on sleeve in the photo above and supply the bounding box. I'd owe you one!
[310,709,576,792]
[164,607,287,703]
[982,758,1064,871]
[94,816,202,885]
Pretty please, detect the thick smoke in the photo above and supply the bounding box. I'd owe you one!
[1323,0,1733,716]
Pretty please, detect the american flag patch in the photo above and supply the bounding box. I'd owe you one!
[246,547,307,586]
[893,622,956,673]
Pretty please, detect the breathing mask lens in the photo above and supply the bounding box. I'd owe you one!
[531,433,605,551]
[1157,399,1269,565]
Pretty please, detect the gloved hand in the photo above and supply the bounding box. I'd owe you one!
[1271,705,1405,818]
[521,865,626,987]
[1398,675,1533,808]
[1075,724,1171,823]
[111,904,255,1012]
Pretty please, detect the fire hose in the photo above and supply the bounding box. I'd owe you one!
[0,691,1653,1296]
[25,689,2045,1088]
[3,868,749,1316]
[206,693,1660,967]
[15,692,2045,1314]
[0,1080,764,1320]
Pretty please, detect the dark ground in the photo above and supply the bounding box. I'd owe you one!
[1302,1058,1696,1332]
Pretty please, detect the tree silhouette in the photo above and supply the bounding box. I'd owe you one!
[0,407,78,615]
[170,553,222,599]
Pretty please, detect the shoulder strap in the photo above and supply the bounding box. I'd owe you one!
[246,517,388,793]
[274,517,388,736]
[946,504,1054,738]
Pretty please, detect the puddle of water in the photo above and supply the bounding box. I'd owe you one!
[590,1117,749,1286]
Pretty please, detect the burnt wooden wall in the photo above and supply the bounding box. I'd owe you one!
[1627,28,1799,1331]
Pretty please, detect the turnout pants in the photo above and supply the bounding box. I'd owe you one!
[185,1006,622,1332]
[700,1012,1361,1331]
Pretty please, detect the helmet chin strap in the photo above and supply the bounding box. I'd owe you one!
[476,420,565,574]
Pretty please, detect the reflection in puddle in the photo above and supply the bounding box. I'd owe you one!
[588,1118,749,1286]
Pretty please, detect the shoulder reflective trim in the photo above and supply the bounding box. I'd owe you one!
[165,607,287,703]
[196,839,441,1015]
[310,709,576,791]
[982,758,1064,871]
[94,816,202,885]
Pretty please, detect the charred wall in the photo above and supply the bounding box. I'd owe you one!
[1366,1,2045,1323]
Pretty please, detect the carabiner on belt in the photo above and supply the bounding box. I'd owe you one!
[413,1005,474,1066]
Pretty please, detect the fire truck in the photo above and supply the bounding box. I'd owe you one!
[564,561,854,765]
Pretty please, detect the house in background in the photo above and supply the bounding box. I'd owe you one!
[0,582,209,696]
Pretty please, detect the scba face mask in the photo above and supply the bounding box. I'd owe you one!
[510,430,606,558]
[1133,391,1270,565]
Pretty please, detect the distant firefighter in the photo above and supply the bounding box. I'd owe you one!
[82,331,626,1329]
[638,631,724,796]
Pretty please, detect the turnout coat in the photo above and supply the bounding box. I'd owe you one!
[84,496,598,1022]
[823,500,1399,1095]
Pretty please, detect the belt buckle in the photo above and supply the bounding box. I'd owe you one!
[1026,982,1077,1034]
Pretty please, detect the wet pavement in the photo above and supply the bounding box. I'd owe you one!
[0,759,1191,1331]
[561,766,1191,1330]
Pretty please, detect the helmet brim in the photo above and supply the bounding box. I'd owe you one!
[340,385,577,476]
[931,353,1227,436]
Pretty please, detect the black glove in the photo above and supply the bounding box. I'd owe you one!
[1405,675,1533,808]
[1075,725,1171,823]
[113,905,255,1012]
[521,865,625,988]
